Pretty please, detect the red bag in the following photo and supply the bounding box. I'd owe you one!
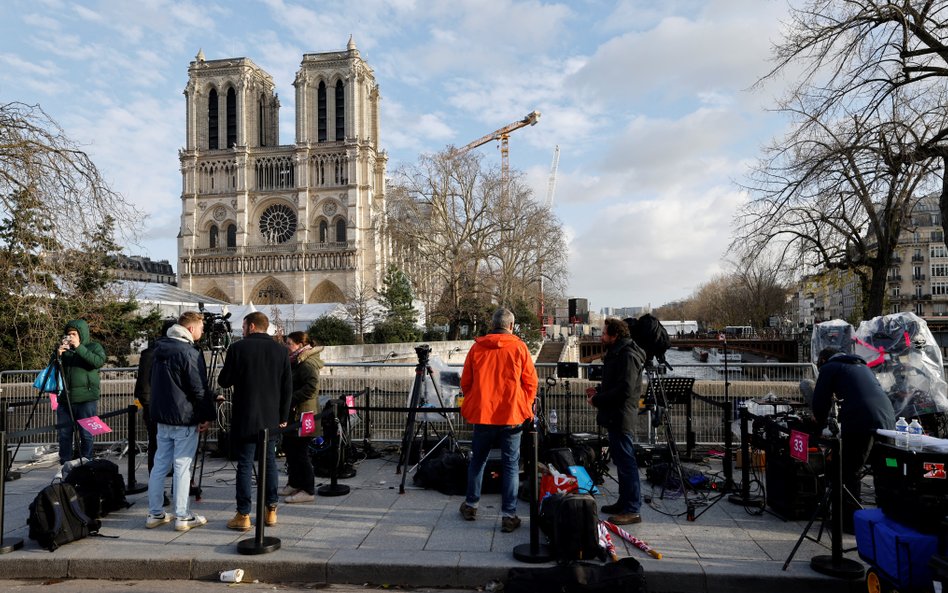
[539,468,578,501]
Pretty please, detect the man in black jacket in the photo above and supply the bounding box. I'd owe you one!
[135,319,177,474]
[218,312,292,531]
[586,318,647,525]
[145,312,214,532]
[811,347,895,529]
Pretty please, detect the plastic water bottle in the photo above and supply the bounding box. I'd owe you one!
[895,417,909,449]
[908,418,923,450]
[548,409,558,433]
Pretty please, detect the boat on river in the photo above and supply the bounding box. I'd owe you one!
[693,347,709,363]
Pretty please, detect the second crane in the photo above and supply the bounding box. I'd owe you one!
[452,110,541,198]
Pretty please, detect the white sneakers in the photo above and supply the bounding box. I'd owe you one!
[145,512,172,528]
[278,484,300,497]
[285,491,315,504]
[174,514,207,531]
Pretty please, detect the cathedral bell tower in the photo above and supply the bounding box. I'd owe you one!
[178,39,388,305]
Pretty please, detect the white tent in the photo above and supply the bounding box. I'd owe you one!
[201,302,350,337]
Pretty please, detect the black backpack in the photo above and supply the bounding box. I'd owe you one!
[540,493,605,563]
[63,459,129,518]
[27,482,100,551]
[627,314,670,364]
[412,446,469,495]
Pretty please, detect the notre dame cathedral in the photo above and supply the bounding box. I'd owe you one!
[177,37,388,304]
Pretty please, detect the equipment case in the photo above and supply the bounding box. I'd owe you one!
[873,442,948,533]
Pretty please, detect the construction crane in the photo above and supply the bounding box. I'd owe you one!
[545,145,560,208]
[452,110,541,197]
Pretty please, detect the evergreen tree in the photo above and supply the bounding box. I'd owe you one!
[373,264,420,343]
[309,315,356,346]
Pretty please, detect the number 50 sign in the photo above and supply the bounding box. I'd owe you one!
[789,430,809,462]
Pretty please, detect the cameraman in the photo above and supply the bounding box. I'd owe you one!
[586,317,645,525]
[811,347,894,531]
[56,319,106,465]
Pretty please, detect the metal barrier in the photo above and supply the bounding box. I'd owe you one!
[0,361,821,453]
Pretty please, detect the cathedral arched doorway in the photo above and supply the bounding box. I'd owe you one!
[251,276,293,304]
[309,280,345,303]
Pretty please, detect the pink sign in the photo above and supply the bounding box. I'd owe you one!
[77,416,112,436]
[345,394,357,415]
[299,411,317,437]
[789,430,808,462]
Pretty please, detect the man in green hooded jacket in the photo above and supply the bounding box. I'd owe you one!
[56,319,107,464]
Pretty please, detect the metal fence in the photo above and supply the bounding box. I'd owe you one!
[0,361,822,456]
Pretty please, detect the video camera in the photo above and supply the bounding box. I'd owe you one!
[198,303,232,351]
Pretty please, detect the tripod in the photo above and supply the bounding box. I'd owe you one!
[644,362,694,510]
[191,343,227,501]
[397,345,458,494]
[782,427,864,579]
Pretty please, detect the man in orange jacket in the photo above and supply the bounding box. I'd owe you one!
[459,308,538,533]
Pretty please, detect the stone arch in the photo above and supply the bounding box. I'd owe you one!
[251,276,293,304]
[309,280,345,303]
[204,286,231,303]
[333,216,347,242]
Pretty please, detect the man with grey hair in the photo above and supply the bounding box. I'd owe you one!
[459,307,538,533]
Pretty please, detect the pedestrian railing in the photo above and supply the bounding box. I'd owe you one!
[0,361,825,455]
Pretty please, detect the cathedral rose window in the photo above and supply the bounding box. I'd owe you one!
[259,204,297,243]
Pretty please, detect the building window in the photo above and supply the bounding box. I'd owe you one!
[209,225,218,249]
[319,220,328,243]
[259,204,297,244]
[336,219,346,242]
[226,87,237,148]
[335,80,345,140]
[258,95,266,147]
[915,303,924,315]
[208,89,219,150]
[317,82,327,143]
[916,285,923,298]
[226,224,237,248]
[934,231,945,243]
[892,286,900,296]
[932,245,947,258]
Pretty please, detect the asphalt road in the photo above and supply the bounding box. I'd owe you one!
[0,581,483,593]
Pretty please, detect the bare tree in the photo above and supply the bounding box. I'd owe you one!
[736,93,938,318]
[759,1,948,278]
[0,102,138,245]
[0,102,142,369]
[344,280,381,344]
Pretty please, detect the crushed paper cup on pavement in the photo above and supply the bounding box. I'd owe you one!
[219,569,244,583]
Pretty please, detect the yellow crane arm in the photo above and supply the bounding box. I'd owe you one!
[451,110,541,157]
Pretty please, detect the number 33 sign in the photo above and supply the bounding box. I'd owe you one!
[789,430,809,462]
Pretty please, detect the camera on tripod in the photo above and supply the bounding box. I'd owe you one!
[198,303,232,351]
[414,344,432,365]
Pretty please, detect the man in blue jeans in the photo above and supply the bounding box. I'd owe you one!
[586,317,646,525]
[218,312,292,531]
[459,308,538,533]
[145,312,215,531]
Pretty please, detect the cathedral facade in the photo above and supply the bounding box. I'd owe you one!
[177,38,388,305]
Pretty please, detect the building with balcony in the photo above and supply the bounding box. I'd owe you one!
[177,38,388,304]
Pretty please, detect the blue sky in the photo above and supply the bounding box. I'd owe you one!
[0,0,793,312]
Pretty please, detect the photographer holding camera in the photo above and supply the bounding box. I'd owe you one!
[56,319,107,465]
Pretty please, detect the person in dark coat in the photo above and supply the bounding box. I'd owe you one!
[811,347,895,528]
[586,317,646,525]
[134,319,177,474]
[56,318,107,464]
[280,331,324,503]
[145,312,215,531]
[217,312,292,531]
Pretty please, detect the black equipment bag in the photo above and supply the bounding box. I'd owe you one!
[540,493,605,563]
[63,459,129,518]
[27,482,100,551]
[627,313,670,364]
[546,447,577,474]
[506,557,647,593]
[412,445,469,495]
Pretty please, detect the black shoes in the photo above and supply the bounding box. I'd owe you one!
[609,512,642,525]
[501,516,522,533]
[600,502,622,514]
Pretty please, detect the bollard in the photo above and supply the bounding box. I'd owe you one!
[513,419,551,563]
[318,404,350,497]
[237,428,280,555]
[809,437,863,579]
[125,405,147,494]
[0,432,24,554]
